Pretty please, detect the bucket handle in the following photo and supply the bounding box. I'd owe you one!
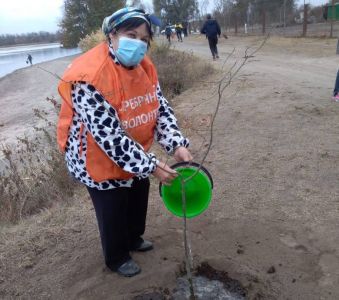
[158,161,213,197]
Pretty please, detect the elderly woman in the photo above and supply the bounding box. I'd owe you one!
[57,7,192,277]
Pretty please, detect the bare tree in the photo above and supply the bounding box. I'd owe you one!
[199,0,209,17]
[153,0,199,24]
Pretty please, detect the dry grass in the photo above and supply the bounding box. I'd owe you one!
[149,43,214,99]
[0,98,77,224]
[259,35,338,57]
[78,29,106,52]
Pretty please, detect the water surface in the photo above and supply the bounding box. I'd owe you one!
[0,43,81,78]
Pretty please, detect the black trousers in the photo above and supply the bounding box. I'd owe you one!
[87,177,150,270]
[208,36,219,58]
[334,69,339,96]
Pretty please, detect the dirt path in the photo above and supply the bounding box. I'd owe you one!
[1,36,339,299]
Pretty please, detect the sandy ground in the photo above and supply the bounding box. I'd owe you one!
[0,35,339,299]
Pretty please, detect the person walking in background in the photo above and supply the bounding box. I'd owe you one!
[200,14,221,61]
[175,23,183,42]
[26,54,33,65]
[57,7,192,278]
[165,23,172,43]
[333,70,339,102]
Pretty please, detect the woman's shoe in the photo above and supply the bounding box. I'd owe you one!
[131,240,153,252]
[116,259,141,277]
[332,94,339,102]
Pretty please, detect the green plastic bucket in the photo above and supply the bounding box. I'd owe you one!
[159,162,213,218]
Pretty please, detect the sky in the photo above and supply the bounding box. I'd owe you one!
[0,0,331,35]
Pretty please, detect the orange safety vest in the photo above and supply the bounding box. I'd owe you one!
[57,42,159,182]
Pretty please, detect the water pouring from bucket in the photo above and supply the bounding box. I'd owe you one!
[159,162,213,218]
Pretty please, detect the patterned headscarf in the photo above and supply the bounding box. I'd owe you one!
[102,7,159,36]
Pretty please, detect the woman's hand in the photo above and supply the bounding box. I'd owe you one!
[153,161,178,185]
[173,146,193,162]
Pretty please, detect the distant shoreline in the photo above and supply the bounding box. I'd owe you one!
[0,41,61,49]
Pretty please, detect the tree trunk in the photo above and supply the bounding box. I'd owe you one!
[235,15,238,35]
[262,10,266,35]
[302,4,308,37]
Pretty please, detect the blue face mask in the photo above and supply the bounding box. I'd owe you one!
[115,36,148,67]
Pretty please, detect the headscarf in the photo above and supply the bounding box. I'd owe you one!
[102,7,161,36]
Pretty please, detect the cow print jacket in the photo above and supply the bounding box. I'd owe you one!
[65,46,189,190]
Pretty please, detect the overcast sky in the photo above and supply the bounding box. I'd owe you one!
[0,0,331,35]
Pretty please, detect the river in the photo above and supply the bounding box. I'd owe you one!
[0,43,81,78]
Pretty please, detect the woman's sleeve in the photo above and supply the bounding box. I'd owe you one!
[72,83,158,178]
[155,82,189,154]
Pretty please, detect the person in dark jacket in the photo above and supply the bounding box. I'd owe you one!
[26,54,33,65]
[200,14,221,60]
[175,23,183,42]
[165,23,173,43]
